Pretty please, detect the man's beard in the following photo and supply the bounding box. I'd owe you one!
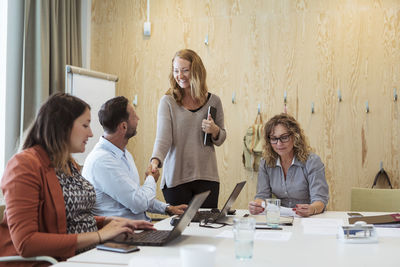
[125,127,137,139]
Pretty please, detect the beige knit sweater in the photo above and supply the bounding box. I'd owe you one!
[151,93,226,189]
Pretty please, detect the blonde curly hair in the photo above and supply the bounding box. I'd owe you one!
[263,113,312,167]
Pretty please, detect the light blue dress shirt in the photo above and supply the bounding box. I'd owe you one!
[255,153,329,208]
[82,137,167,221]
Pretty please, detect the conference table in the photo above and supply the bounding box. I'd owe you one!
[63,211,400,267]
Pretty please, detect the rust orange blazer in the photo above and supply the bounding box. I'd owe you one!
[0,145,104,266]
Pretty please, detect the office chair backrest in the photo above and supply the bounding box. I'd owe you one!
[0,205,5,222]
[351,188,400,212]
[0,204,59,264]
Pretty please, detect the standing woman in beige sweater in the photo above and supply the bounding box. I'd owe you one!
[150,49,226,208]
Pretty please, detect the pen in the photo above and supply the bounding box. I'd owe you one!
[255,227,282,230]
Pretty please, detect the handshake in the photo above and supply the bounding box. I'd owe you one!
[145,158,161,182]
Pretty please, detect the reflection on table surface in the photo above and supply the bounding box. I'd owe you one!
[67,211,400,267]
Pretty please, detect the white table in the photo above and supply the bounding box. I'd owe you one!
[67,211,400,267]
[53,263,118,267]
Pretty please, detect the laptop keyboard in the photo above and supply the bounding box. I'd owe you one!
[131,230,170,242]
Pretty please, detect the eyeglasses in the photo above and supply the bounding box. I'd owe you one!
[199,219,227,229]
[269,133,292,144]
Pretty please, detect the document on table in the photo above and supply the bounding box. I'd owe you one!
[252,206,297,225]
[301,218,344,235]
[130,257,180,266]
[258,206,298,217]
[376,227,400,237]
[255,231,292,241]
[280,206,297,217]
[216,230,292,241]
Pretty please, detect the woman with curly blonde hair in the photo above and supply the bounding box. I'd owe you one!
[248,113,329,217]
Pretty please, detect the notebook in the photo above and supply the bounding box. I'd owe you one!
[191,181,246,224]
[113,190,210,246]
[253,215,294,226]
[348,213,400,225]
[203,106,217,146]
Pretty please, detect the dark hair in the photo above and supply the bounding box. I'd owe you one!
[167,49,208,106]
[98,96,129,133]
[23,93,90,173]
[263,113,312,166]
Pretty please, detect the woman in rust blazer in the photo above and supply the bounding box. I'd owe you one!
[0,93,154,266]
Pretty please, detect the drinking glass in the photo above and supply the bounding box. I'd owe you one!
[233,217,256,260]
[265,198,281,227]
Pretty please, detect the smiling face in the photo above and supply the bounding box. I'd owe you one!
[69,108,93,153]
[173,57,191,90]
[269,124,294,159]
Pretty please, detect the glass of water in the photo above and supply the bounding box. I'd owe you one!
[265,198,281,227]
[233,217,256,260]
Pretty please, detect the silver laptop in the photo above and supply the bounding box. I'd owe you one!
[191,181,246,224]
[112,190,210,246]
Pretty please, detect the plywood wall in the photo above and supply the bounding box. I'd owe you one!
[90,0,400,211]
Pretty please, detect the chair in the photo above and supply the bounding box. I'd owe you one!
[0,204,5,221]
[350,188,400,212]
[0,204,58,265]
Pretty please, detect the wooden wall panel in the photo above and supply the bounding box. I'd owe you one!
[90,0,400,211]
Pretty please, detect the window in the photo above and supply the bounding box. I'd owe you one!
[0,0,8,178]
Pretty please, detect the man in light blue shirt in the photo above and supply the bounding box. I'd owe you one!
[82,96,187,221]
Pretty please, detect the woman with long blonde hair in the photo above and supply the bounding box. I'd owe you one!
[150,49,226,208]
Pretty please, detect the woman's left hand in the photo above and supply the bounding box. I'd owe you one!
[293,204,314,217]
[202,114,220,139]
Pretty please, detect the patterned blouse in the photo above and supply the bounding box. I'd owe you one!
[56,164,98,235]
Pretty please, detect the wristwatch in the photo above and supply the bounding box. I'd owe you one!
[165,205,173,216]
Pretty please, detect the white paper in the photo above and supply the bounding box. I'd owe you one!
[302,218,344,235]
[302,218,344,227]
[259,206,298,217]
[254,231,292,241]
[216,230,291,241]
[303,226,338,235]
[280,206,297,217]
[376,228,400,238]
[129,257,180,267]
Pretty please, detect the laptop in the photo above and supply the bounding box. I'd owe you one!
[191,181,246,224]
[112,190,210,246]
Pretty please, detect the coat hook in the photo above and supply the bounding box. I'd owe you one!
[380,161,383,171]
[311,102,315,114]
[365,101,369,113]
[394,88,398,102]
[204,34,209,46]
[338,89,342,102]
[258,104,261,114]
[133,95,138,107]
[284,91,287,104]
[232,91,236,104]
